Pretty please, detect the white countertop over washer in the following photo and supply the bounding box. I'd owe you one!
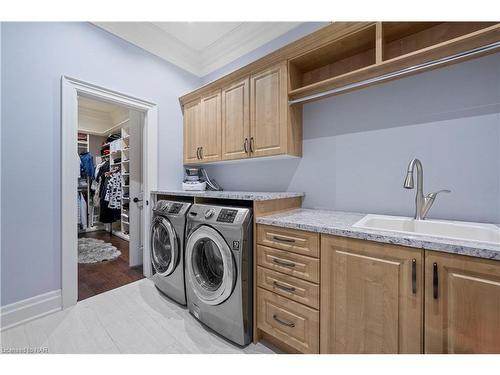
[151,190,305,201]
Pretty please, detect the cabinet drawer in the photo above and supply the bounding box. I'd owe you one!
[257,287,319,353]
[257,224,319,258]
[257,266,319,309]
[257,245,319,283]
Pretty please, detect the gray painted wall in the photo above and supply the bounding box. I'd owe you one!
[1,22,199,306]
[0,22,2,308]
[203,53,500,224]
[1,22,499,308]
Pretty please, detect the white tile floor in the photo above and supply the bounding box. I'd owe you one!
[1,279,276,354]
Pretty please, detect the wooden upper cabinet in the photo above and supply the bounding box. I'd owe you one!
[222,78,250,160]
[320,235,423,354]
[182,62,302,164]
[250,63,288,158]
[199,90,222,162]
[183,98,201,164]
[425,251,500,354]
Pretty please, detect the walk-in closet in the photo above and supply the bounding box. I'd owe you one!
[77,96,144,301]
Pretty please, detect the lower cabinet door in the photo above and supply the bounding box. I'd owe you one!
[320,235,423,354]
[425,251,500,353]
[257,287,319,353]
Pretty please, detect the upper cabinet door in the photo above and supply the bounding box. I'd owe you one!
[425,252,500,354]
[199,91,222,162]
[222,78,250,161]
[250,63,288,158]
[320,235,423,354]
[183,98,201,164]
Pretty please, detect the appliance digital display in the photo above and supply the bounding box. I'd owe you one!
[216,209,238,223]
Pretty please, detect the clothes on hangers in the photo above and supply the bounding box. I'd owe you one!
[94,160,107,179]
[104,170,122,210]
[79,151,94,179]
[79,192,88,230]
[94,160,109,208]
[98,165,121,223]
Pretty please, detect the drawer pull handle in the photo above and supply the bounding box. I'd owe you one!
[433,262,439,299]
[411,258,417,294]
[273,314,295,328]
[273,258,296,268]
[272,235,296,243]
[273,281,296,293]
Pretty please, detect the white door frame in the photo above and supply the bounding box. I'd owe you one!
[61,76,157,309]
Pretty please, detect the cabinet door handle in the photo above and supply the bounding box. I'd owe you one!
[273,258,296,268]
[433,262,439,299]
[196,147,201,160]
[273,314,295,328]
[272,235,296,243]
[411,258,417,294]
[250,137,255,153]
[273,281,296,293]
[199,147,203,159]
[244,138,249,153]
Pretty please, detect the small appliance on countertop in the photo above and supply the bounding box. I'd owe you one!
[182,167,222,191]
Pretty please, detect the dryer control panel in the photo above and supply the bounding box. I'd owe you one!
[216,209,238,223]
[168,203,184,214]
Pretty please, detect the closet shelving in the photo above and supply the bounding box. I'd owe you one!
[106,122,131,242]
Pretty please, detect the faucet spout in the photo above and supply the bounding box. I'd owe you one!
[404,158,425,220]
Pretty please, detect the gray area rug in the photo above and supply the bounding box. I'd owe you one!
[78,238,121,264]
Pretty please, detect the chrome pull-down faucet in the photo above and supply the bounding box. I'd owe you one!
[403,158,451,220]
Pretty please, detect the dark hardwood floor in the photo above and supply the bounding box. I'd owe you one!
[78,231,144,301]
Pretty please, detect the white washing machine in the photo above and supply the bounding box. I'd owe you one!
[185,203,253,346]
[150,200,191,305]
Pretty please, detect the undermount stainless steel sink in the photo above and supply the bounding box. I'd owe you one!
[352,215,500,245]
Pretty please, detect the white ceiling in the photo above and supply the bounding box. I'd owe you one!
[78,96,129,135]
[153,22,242,51]
[93,22,302,77]
[78,96,126,114]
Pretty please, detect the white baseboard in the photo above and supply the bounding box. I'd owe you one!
[0,290,62,331]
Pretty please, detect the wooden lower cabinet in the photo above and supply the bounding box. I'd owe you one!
[257,266,320,309]
[425,251,500,353]
[257,287,319,353]
[320,235,423,353]
[256,225,500,354]
[257,244,320,283]
[257,224,320,258]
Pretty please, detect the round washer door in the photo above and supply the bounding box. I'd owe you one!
[185,225,236,306]
[150,216,179,276]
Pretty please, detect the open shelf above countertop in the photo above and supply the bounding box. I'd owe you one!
[288,22,500,104]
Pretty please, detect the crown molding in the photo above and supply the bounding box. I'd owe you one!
[92,22,302,77]
[199,22,301,76]
[93,22,202,75]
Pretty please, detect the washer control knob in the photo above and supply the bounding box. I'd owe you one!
[204,209,216,219]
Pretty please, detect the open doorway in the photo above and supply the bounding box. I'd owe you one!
[62,76,158,309]
[76,96,145,300]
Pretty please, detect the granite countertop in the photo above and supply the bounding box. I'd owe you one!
[151,190,304,201]
[256,208,500,261]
